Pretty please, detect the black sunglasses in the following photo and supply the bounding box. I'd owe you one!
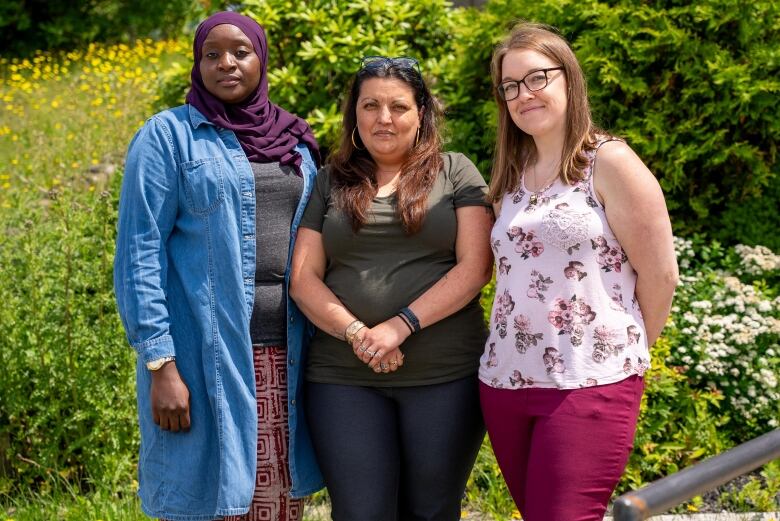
[360,55,421,74]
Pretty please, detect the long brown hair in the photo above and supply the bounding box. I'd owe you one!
[328,62,443,234]
[488,22,602,203]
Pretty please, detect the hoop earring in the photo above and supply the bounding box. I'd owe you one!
[351,128,365,151]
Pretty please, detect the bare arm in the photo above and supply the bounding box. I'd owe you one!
[594,141,679,346]
[289,227,360,342]
[407,205,494,328]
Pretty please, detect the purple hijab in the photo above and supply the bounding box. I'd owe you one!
[186,11,320,172]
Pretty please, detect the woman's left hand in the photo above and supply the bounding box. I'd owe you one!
[353,316,411,369]
[373,347,405,373]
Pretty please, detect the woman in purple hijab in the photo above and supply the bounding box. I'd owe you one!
[114,11,323,521]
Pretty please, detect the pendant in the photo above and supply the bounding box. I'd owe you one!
[529,193,538,205]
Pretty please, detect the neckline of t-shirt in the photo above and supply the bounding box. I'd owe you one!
[374,191,397,201]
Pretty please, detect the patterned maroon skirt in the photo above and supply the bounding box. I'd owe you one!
[222,346,304,521]
[163,346,303,521]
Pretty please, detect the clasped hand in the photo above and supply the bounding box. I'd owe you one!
[351,316,409,374]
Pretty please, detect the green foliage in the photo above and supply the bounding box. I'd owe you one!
[0,0,218,56]
[0,39,186,496]
[714,177,780,252]
[156,0,780,246]
[1,481,145,521]
[243,0,456,152]
[0,182,138,496]
[465,438,516,520]
[668,237,779,440]
[444,0,780,243]
[2,0,779,510]
[618,336,729,492]
[719,460,780,512]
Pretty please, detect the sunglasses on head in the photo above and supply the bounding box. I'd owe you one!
[360,56,421,74]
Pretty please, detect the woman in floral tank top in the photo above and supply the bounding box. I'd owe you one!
[479,23,679,521]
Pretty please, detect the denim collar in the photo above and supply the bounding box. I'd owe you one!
[188,104,214,129]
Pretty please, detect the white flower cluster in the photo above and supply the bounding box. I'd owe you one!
[674,236,696,270]
[733,244,780,276]
[670,244,779,427]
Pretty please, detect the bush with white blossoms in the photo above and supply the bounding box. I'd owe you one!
[666,238,780,437]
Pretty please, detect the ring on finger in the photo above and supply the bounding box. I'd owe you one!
[359,345,367,353]
[366,350,376,357]
[390,360,398,366]
[380,362,388,370]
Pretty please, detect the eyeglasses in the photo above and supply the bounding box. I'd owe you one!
[360,55,421,74]
[497,67,564,101]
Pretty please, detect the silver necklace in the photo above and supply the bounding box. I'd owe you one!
[528,162,559,206]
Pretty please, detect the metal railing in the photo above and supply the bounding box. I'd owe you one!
[612,428,780,520]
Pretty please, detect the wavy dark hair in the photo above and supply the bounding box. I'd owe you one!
[328,61,443,234]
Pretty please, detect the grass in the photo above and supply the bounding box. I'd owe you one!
[0,39,189,200]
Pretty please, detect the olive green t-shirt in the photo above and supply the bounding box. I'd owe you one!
[299,152,490,387]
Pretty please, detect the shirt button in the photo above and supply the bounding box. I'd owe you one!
[243,234,253,240]
[290,399,296,406]
[242,191,252,198]
[289,359,295,365]
[289,316,294,323]
[244,277,252,284]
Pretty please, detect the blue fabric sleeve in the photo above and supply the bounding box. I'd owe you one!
[113,116,179,363]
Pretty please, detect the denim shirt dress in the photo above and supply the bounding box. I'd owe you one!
[114,104,323,521]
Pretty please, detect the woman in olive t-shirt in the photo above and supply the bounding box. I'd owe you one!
[290,57,493,521]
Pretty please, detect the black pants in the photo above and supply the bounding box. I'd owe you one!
[305,376,485,521]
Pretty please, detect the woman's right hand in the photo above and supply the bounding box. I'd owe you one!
[150,361,191,432]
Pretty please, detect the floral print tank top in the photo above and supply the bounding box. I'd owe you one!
[480,140,650,389]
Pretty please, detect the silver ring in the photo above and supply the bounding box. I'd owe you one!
[380,362,388,370]
[359,345,367,353]
[366,350,376,357]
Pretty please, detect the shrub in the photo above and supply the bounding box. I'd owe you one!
[0,0,215,56]
[665,237,780,439]
[158,0,780,247]
[0,39,188,495]
[0,182,138,495]
[2,0,779,505]
[439,0,780,244]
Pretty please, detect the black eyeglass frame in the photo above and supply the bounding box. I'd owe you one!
[360,55,421,74]
[497,66,564,101]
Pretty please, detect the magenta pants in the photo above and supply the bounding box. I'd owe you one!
[479,375,644,521]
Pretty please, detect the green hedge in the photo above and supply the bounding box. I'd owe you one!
[0,0,220,56]
[437,0,779,247]
[161,0,779,248]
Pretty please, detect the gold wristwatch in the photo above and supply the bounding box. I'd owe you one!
[146,356,175,371]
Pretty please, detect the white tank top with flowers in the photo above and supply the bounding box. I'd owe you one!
[480,141,650,389]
